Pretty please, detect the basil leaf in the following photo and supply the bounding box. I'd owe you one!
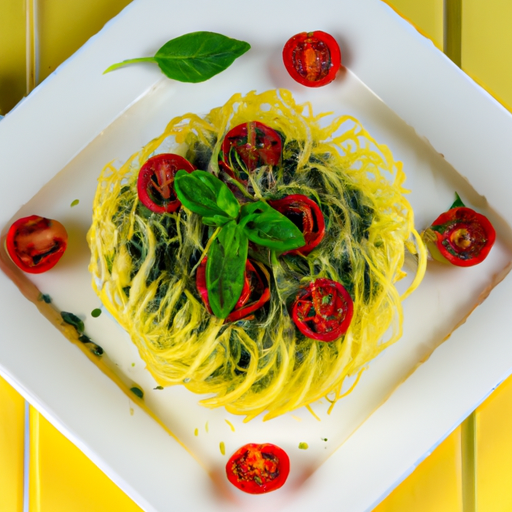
[206,222,248,319]
[239,201,305,252]
[450,192,466,209]
[104,31,250,83]
[175,170,239,219]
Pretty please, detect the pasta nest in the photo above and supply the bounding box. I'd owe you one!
[87,89,426,421]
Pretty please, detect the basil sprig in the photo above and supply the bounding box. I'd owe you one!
[104,31,250,83]
[174,170,305,319]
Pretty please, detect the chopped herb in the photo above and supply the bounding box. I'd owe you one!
[130,386,144,399]
[38,293,51,304]
[70,199,80,207]
[153,385,164,390]
[321,438,328,442]
[61,311,84,334]
[91,308,102,318]
[298,442,309,450]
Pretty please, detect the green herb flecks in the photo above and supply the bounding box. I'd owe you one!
[130,386,144,399]
[104,31,250,83]
[70,199,79,207]
[298,442,309,450]
[61,312,84,333]
[38,293,51,304]
[91,308,102,318]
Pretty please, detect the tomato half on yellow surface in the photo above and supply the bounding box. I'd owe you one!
[226,443,290,494]
[6,215,68,273]
[137,153,195,213]
[423,195,496,267]
[282,31,341,87]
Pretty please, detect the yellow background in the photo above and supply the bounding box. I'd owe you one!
[1,0,512,510]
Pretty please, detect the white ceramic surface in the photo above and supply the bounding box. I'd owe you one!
[1,1,511,511]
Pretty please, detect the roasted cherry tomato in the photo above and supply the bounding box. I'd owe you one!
[292,278,353,341]
[137,153,194,213]
[5,215,68,274]
[282,31,341,87]
[423,205,496,267]
[226,443,290,494]
[268,194,325,255]
[196,258,271,322]
[219,121,282,182]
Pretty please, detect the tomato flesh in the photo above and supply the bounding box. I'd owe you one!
[292,278,353,341]
[226,443,290,494]
[196,258,270,322]
[283,31,341,87]
[5,215,68,274]
[268,194,325,255]
[219,121,282,182]
[137,153,195,213]
[427,206,495,267]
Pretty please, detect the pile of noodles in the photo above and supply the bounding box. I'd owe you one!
[87,89,426,421]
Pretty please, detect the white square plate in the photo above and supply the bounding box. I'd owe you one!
[1,1,512,510]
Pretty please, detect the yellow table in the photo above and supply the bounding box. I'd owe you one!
[1,1,512,510]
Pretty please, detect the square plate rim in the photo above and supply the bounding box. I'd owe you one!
[1,0,512,510]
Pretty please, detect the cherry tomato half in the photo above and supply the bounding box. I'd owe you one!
[219,121,282,182]
[137,153,195,213]
[196,258,271,322]
[292,278,353,341]
[226,443,290,494]
[268,194,325,255]
[5,215,68,274]
[282,31,341,87]
[424,206,496,267]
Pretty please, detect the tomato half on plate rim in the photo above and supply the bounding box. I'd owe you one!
[426,206,496,267]
[226,442,290,494]
[282,30,341,87]
[5,215,68,274]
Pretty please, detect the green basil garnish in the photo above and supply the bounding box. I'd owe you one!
[450,192,466,209]
[174,170,240,221]
[130,386,144,399]
[174,170,305,320]
[239,201,305,251]
[207,221,248,319]
[104,31,250,83]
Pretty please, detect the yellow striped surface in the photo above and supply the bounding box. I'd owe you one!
[0,376,25,512]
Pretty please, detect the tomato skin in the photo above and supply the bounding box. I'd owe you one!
[292,278,353,341]
[226,443,290,494]
[219,121,282,182]
[282,31,341,87]
[196,258,271,322]
[425,207,496,267]
[137,153,195,213]
[6,215,68,274]
[268,194,325,255]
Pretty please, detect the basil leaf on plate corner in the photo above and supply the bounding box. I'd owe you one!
[206,221,248,319]
[240,201,305,252]
[104,31,251,83]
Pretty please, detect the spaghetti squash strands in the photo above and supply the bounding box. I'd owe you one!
[87,90,426,420]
